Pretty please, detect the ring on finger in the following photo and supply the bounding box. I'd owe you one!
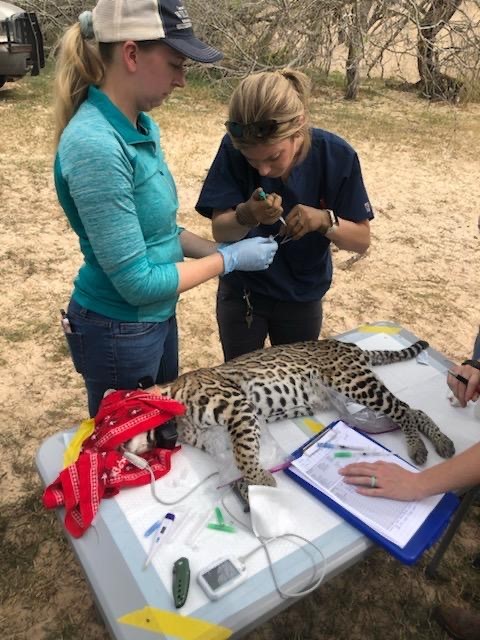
[370,475,377,488]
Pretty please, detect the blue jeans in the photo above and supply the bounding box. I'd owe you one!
[65,298,179,417]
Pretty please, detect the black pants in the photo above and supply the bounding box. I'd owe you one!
[216,279,323,362]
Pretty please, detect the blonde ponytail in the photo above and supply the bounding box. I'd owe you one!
[279,69,311,114]
[53,23,105,146]
[228,69,312,158]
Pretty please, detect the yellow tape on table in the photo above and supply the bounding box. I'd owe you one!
[63,418,95,468]
[302,418,325,433]
[357,324,401,335]
[118,607,232,640]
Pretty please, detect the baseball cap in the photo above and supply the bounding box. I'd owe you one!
[92,0,223,63]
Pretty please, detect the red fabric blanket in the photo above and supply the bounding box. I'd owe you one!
[43,390,185,537]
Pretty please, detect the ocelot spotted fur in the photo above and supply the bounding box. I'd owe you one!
[126,339,455,499]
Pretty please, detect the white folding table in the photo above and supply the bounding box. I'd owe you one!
[36,322,479,640]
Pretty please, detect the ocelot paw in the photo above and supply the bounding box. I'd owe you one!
[433,433,455,459]
[235,479,250,503]
[408,437,429,466]
[248,469,277,488]
[237,470,277,502]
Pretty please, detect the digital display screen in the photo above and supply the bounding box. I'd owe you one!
[202,560,240,591]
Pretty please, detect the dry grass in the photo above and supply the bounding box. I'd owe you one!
[1,68,480,639]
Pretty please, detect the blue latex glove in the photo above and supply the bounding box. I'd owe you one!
[218,236,278,274]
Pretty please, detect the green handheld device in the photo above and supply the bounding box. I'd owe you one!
[172,557,190,608]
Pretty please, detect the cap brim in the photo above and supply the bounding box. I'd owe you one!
[164,36,223,63]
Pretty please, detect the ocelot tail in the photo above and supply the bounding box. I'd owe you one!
[126,339,455,499]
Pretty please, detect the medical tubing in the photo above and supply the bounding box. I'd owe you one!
[132,457,326,596]
[222,490,326,597]
[144,465,219,505]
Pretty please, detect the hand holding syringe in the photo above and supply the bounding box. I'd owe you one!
[257,188,286,226]
[257,189,293,243]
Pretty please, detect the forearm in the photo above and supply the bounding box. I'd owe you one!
[211,209,251,242]
[415,442,480,498]
[326,218,370,253]
[175,253,225,293]
[179,229,219,258]
[176,234,278,292]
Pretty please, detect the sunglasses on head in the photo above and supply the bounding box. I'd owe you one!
[225,119,280,140]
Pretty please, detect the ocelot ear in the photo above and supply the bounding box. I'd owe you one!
[137,375,155,390]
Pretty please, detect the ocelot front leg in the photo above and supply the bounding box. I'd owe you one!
[330,371,455,465]
[219,395,276,500]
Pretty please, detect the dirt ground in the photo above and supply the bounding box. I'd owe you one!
[0,71,479,639]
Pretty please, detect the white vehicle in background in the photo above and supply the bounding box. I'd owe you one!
[0,1,44,88]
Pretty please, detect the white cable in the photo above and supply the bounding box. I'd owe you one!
[122,451,219,505]
[223,486,327,598]
[259,534,326,598]
[147,466,219,505]
[238,543,264,564]
[122,450,151,469]
[238,534,326,598]
[220,492,251,531]
[125,452,327,595]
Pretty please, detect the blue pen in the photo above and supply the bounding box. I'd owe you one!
[143,512,176,569]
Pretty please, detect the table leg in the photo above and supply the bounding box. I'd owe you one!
[425,486,480,578]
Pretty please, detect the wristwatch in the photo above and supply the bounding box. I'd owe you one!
[325,208,339,233]
[461,359,480,371]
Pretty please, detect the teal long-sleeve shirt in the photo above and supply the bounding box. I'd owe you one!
[54,86,183,322]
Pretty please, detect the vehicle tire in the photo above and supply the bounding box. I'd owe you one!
[0,76,6,89]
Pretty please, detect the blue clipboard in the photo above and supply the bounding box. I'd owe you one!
[284,420,460,565]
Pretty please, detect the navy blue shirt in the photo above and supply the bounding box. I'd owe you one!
[196,128,373,302]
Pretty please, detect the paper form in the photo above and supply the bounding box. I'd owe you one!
[290,420,443,548]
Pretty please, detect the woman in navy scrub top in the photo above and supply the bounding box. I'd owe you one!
[196,69,373,361]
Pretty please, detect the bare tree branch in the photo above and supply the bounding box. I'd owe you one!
[23,0,480,102]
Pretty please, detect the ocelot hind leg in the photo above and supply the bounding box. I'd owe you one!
[330,370,454,465]
[412,408,455,458]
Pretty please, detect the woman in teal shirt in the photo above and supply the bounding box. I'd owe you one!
[54,0,277,416]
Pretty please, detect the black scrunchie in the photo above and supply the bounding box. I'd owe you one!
[461,359,480,371]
